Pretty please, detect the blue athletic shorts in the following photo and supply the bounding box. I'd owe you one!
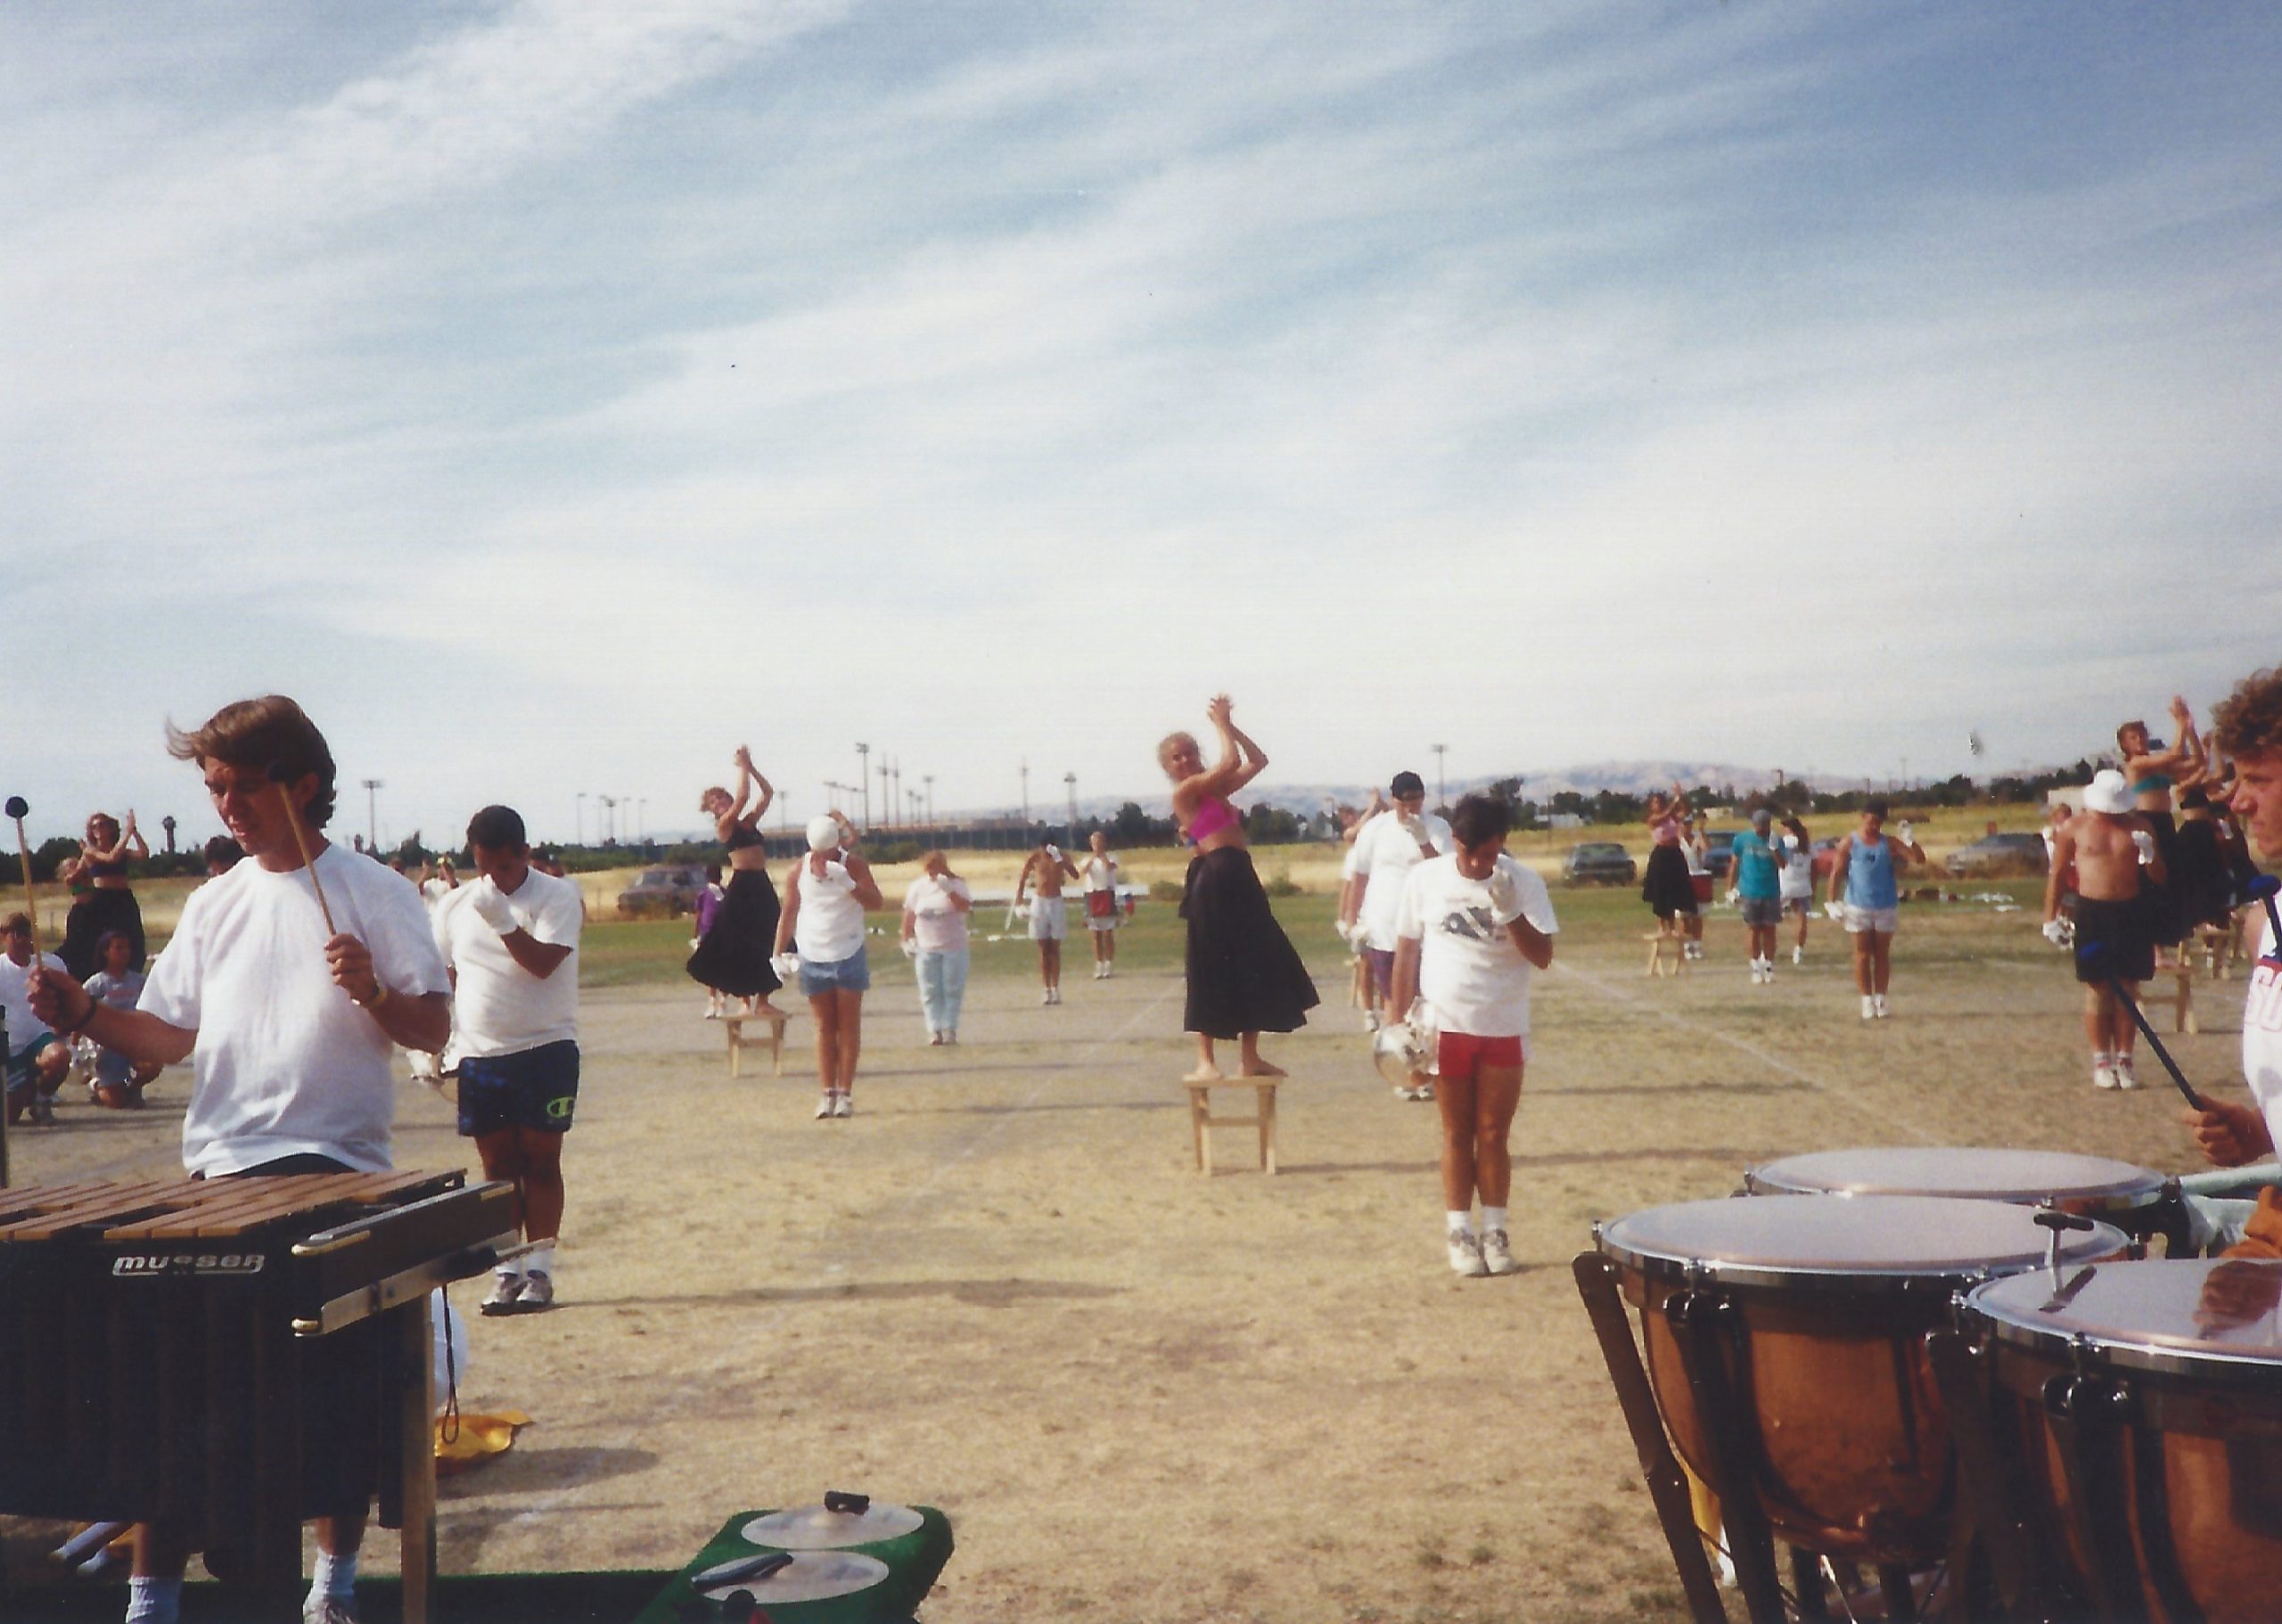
[4,1033,58,1095]
[456,1040,581,1136]
[800,949,871,997]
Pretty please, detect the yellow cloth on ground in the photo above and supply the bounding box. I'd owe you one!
[435,1410,531,1474]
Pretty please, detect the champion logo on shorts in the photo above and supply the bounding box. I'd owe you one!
[545,1095,575,1122]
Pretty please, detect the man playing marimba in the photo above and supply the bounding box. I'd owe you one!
[31,693,450,1624]
[2185,666,2282,1256]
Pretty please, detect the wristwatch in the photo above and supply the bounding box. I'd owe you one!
[357,981,392,1011]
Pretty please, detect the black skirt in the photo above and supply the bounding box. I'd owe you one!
[1641,844,1695,918]
[2138,811,2186,947]
[2169,820,2233,933]
[1179,847,1319,1040]
[61,887,145,981]
[685,868,783,997]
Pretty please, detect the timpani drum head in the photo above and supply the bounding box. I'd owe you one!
[741,1500,925,1548]
[694,1550,891,1603]
[1597,1194,2123,1291]
[1966,1257,2282,1378]
[1745,1146,2164,1206]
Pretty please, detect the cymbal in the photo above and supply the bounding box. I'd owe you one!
[741,1500,924,1549]
[694,1550,889,1603]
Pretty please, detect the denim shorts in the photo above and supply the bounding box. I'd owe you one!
[457,1040,581,1136]
[800,949,872,997]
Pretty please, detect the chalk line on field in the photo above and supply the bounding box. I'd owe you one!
[1550,960,1938,1146]
[488,976,1184,1536]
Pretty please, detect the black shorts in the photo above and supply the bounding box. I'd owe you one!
[2073,895,2154,985]
[456,1040,581,1136]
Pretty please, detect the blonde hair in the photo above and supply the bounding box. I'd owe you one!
[1157,731,1198,774]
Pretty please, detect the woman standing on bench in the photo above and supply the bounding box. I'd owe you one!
[686,745,788,1021]
[1160,695,1318,1083]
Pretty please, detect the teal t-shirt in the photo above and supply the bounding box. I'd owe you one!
[1730,830,1780,899]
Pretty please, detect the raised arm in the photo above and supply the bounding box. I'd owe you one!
[735,745,775,824]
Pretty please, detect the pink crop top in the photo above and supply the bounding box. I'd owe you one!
[1187,796,1239,842]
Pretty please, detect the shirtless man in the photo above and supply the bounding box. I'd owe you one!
[2045,768,2165,1090]
[1014,834,1081,1005]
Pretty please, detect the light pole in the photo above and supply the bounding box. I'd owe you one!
[1064,771,1078,844]
[778,788,791,833]
[361,778,383,854]
[637,798,647,843]
[1020,759,1030,825]
[891,759,903,828]
[599,796,616,845]
[879,759,892,830]
[576,792,586,847]
[923,775,934,825]
[1432,743,1447,811]
[855,743,871,830]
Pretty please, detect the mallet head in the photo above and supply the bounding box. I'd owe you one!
[3,797,26,820]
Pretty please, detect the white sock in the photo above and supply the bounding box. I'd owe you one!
[127,1577,181,1624]
[1446,1211,1474,1236]
[1481,1206,1507,1234]
[311,1548,358,1603]
[525,1243,556,1277]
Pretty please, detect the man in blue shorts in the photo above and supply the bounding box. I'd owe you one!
[433,805,584,1315]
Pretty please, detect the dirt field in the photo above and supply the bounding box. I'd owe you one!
[2,874,2242,1622]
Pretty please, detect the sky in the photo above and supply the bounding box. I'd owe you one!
[7,2,2279,850]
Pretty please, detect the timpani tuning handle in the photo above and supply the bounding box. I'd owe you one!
[2034,1205,2096,1275]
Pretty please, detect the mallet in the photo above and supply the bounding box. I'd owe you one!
[2077,939,2206,1110]
[2232,865,2282,950]
[271,776,336,936]
[5,795,36,940]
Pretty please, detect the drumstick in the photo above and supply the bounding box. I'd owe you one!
[5,796,37,943]
[273,779,336,935]
[2077,940,2206,1110]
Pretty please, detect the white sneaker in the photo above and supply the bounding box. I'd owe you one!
[945,1030,956,1045]
[1760,960,1774,984]
[480,1273,526,1316]
[929,1031,944,1046]
[1447,1230,1489,1277]
[1873,994,1890,1019]
[1411,1081,1434,1102]
[2093,1055,2119,1090]
[2115,1054,2140,1090]
[1363,1009,1382,1032]
[1480,1229,1519,1275]
[1861,995,1876,1021]
[833,1092,853,1118]
[1042,988,1055,1005]
[815,1093,837,1119]
[1792,946,1803,965]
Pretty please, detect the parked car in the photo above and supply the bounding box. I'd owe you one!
[1700,830,1738,880]
[616,865,707,918]
[1810,837,1842,881]
[1562,841,1638,885]
[1944,833,2049,878]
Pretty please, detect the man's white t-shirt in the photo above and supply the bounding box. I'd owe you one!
[1354,812,1455,951]
[0,950,65,1052]
[432,867,582,1058]
[2243,915,2282,1151]
[1395,853,1558,1038]
[1341,813,1381,885]
[903,874,973,956]
[140,845,450,1177]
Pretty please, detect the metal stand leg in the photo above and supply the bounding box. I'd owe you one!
[396,1295,437,1624]
[1925,1328,2061,1622]
[1793,1546,1829,1621]
[1668,1290,1786,1624]
[2043,1376,2138,1624]
[1571,1255,1727,1624]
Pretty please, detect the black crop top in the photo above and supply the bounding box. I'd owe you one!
[86,857,129,879]
[725,825,764,853]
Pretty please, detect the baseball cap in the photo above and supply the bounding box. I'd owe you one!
[806,815,841,852]
[1390,771,1425,799]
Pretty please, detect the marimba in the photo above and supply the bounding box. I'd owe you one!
[0,1171,515,1621]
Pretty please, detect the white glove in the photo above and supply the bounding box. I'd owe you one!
[2132,829,2156,865]
[2041,919,2071,948]
[1045,845,1062,863]
[899,937,918,959]
[1825,899,1846,922]
[1898,820,1914,844]
[1485,862,1525,926]
[1724,886,1741,907]
[469,882,519,936]
[770,953,800,981]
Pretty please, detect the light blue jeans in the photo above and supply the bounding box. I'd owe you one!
[915,948,969,1035]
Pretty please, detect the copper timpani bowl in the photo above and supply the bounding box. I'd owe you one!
[1596,1194,2126,1564]
[1962,1257,2282,1624]
[1744,1146,2167,1217]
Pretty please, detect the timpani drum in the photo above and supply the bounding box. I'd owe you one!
[1958,1257,2282,1624]
[1594,1195,2125,1567]
[1744,1146,2167,1218]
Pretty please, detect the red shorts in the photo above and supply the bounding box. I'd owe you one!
[1435,1030,1524,1080]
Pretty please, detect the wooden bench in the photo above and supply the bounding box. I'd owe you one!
[2163,964,2197,1035]
[1186,1079,1278,1175]
[1643,921,1687,978]
[725,1012,789,1078]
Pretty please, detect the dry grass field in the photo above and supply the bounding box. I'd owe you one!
[2,836,2239,1622]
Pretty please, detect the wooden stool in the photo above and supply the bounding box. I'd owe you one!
[2164,965,2197,1035]
[726,1012,789,1078]
[1643,922,1686,978]
[1186,1079,1278,1174]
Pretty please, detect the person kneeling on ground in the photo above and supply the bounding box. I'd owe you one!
[1389,793,1557,1278]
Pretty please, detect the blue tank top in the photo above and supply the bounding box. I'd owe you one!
[1844,833,1898,909]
